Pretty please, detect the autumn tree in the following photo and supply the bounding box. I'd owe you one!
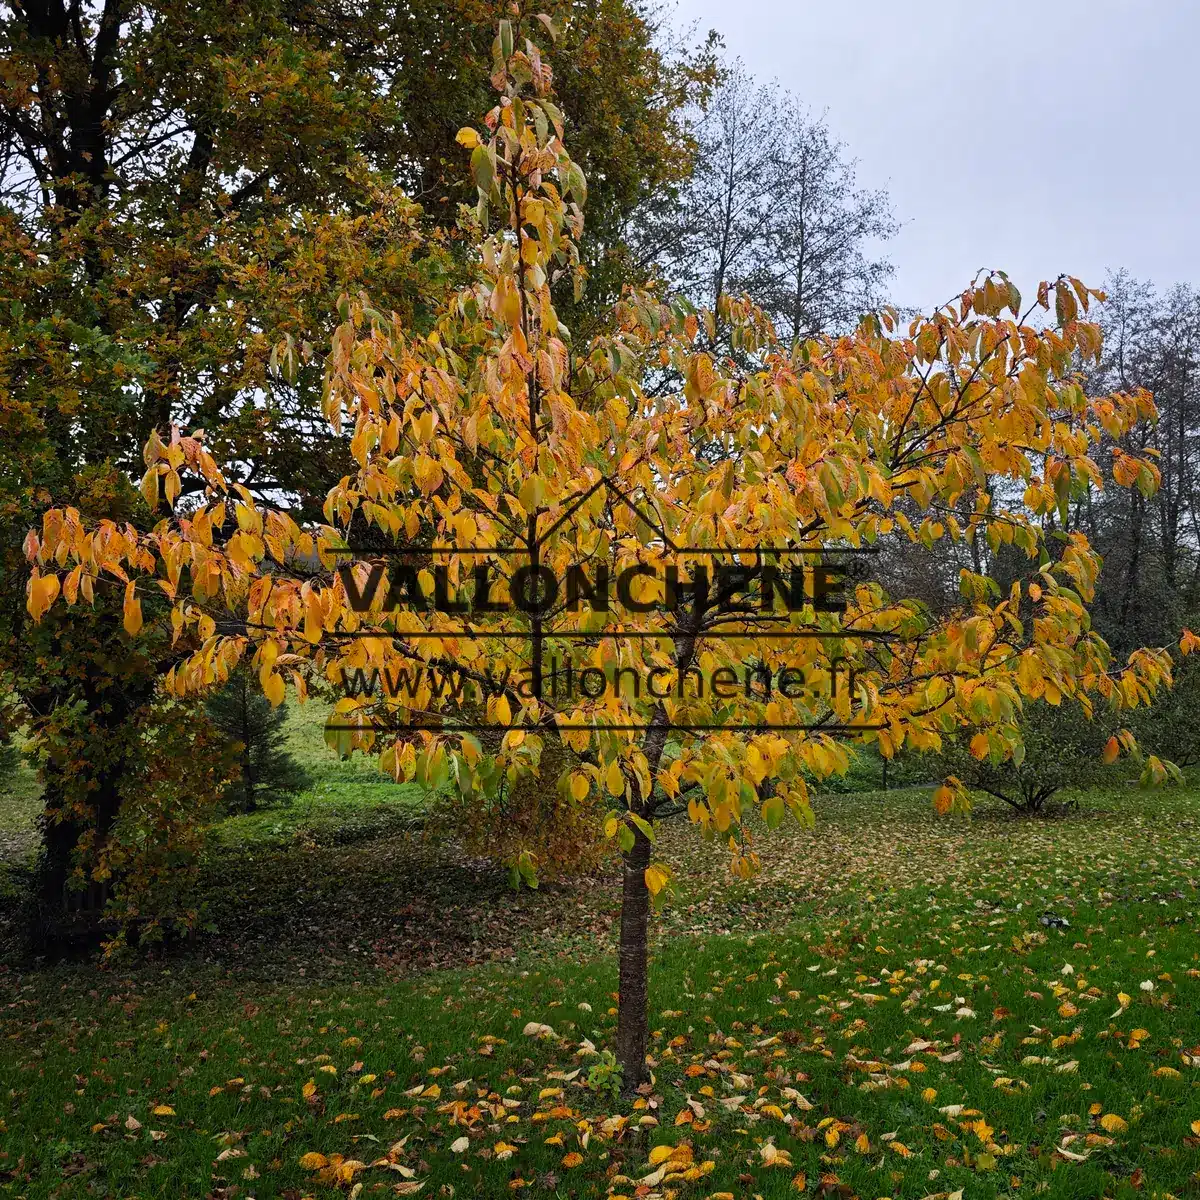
[24,17,1189,1090]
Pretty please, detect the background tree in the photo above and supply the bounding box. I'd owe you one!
[634,62,897,341]
[1081,272,1200,652]
[25,16,1183,1095]
[0,0,709,913]
[0,712,17,782]
[205,669,310,813]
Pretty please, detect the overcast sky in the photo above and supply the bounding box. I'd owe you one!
[674,0,1198,314]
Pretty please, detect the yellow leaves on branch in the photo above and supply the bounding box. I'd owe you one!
[19,7,1184,904]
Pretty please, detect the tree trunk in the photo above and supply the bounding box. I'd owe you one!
[615,821,652,1090]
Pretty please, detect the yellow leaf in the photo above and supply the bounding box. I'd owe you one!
[561,1151,584,1168]
[644,864,670,896]
[606,758,625,797]
[1102,736,1119,765]
[932,784,954,815]
[122,581,142,636]
[456,127,480,149]
[1099,1113,1127,1134]
[299,1152,328,1170]
[648,1144,674,1165]
[570,773,590,801]
[150,1105,175,1117]
[333,1159,366,1184]
[854,1132,869,1153]
[263,670,285,708]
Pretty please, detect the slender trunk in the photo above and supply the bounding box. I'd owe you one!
[1119,490,1143,628]
[616,604,700,1090]
[615,820,652,1088]
[240,679,255,812]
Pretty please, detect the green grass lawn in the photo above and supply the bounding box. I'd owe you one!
[0,776,1198,1198]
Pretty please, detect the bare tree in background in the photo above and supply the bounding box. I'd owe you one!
[1080,270,1200,651]
[749,113,897,342]
[632,62,897,341]
[633,65,781,315]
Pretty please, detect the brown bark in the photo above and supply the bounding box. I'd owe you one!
[615,817,652,1088]
[615,604,701,1090]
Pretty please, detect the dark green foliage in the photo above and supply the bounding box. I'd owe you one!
[819,745,931,794]
[205,673,310,813]
[930,700,1118,813]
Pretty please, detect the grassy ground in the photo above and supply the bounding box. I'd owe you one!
[0,737,41,866]
[211,701,428,850]
[0,766,1197,1198]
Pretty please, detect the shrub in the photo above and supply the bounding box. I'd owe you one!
[1127,652,1200,769]
[930,700,1118,813]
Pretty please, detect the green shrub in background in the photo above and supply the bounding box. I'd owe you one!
[815,744,932,794]
[928,699,1119,813]
[1127,651,1200,769]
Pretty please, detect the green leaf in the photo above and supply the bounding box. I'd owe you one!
[762,793,785,830]
[628,812,655,843]
[471,145,494,196]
